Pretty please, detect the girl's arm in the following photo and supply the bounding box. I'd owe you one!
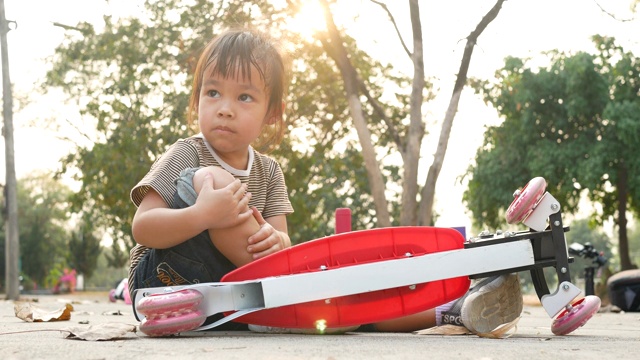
[132,174,253,249]
[132,189,206,249]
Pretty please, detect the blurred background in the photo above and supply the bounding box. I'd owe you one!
[1,0,638,300]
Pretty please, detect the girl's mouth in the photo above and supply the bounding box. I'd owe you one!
[214,126,234,133]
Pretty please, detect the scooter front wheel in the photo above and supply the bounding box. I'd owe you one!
[551,295,600,335]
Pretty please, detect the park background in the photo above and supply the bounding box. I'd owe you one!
[1,0,639,297]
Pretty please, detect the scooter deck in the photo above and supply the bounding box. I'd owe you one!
[222,226,469,328]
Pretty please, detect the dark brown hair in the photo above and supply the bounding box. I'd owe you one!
[188,29,288,152]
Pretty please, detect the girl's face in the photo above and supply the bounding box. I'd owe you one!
[198,65,271,169]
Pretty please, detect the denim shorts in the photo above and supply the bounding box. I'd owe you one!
[132,168,248,330]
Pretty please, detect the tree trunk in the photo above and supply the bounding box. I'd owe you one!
[617,164,635,270]
[317,0,505,227]
[1,0,21,300]
[319,0,391,226]
[418,0,506,225]
[399,0,425,226]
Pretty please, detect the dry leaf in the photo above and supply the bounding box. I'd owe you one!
[63,323,137,341]
[414,317,520,339]
[475,317,520,339]
[414,325,472,335]
[14,302,73,322]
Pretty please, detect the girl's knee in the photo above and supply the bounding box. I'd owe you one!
[193,166,235,193]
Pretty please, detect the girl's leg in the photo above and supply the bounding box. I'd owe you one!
[371,309,436,332]
[191,166,260,267]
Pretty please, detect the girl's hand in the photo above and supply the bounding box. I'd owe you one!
[247,207,288,259]
[196,173,253,229]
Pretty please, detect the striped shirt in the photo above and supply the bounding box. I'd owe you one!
[128,134,293,289]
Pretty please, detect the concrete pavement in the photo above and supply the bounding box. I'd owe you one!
[1,291,638,360]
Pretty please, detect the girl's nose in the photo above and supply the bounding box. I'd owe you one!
[217,100,234,118]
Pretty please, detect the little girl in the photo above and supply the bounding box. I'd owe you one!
[128,28,523,336]
[128,29,293,330]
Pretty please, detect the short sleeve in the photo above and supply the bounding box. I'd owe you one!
[130,140,200,208]
[262,160,294,219]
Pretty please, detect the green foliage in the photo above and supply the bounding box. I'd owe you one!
[67,222,102,279]
[1,173,104,289]
[565,219,614,280]
[278,27,406,240]
[44,263,67,290]
[82,252,128,290]
[466,51,608,228]
[0,174,71,287]
[43,0,410,256]
[44,0,275,262]
[465,36,640,269]
[630,224,640,268]
[277,30,371,242]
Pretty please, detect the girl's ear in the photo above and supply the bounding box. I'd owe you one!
[266,101,286,125]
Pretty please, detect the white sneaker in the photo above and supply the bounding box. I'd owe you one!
[460,273,523,334]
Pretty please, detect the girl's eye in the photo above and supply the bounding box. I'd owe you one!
[207,90,220,97]
[239,94,253,102]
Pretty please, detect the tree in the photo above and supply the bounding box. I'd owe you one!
[43,0,510,264]
[304,0,508,226]
[629,224,640,267]
[43,0,379,258]
[45,0,271,261]
[68,218,102,279]
[0,173,72,286]
[465,36,640,270]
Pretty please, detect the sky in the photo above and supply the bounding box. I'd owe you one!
[0,0,638,234]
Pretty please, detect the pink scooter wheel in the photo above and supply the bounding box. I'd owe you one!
[551,295,601,335]
[140,309,206,337]
[136,289,206,337]
[505,177,547,224]
[137,289,204,316]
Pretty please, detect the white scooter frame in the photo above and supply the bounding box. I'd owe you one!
[133,189,596,334]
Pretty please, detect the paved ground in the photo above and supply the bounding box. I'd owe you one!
[1,291,638,360]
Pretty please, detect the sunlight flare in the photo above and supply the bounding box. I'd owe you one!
[288,0,326,40]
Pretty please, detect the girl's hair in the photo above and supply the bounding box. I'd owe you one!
[188,29,288,152]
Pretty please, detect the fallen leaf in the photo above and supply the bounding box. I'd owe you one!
[414,317,520,339]
[414,325,472,335]
[14,302,73,322]
[475,317,520,339]
[63,323,137,341]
